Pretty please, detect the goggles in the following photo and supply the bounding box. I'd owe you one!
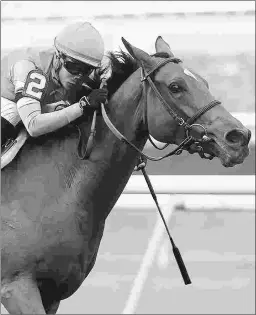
[61,55,95,76]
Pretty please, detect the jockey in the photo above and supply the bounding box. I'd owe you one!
[1,21,108,146]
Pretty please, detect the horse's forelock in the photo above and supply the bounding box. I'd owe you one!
[152,52,170,59]
[152,52,182,65]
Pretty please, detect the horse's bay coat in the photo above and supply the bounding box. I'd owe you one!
[1,37,251,314]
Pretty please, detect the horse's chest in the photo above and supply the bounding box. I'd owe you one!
[41,213,103,269]
[36,222,104,300]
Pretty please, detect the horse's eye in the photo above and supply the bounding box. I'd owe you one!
[169,84,183,94]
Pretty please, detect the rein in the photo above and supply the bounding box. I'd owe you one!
[76,58,221,285]
[78,58,221,161]
[99,58,221,162]
[101,103,194,161]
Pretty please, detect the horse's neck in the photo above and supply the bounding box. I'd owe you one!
[68,71,147,218]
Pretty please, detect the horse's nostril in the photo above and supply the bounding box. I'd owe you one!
[225,129,250,146]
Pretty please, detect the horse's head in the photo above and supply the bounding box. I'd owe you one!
[121,36,251,167]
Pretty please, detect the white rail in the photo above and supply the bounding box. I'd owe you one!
[124,175,255,195]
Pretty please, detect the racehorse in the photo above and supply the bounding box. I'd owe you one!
[1,36,251,314]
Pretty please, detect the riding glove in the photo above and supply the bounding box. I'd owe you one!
[88,88,108,109]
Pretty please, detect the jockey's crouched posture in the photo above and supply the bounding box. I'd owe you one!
[1,21,108,146]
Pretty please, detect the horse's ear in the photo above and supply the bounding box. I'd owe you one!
[155,36,174,57]
[121,37,157,72]
[122,37,137,59]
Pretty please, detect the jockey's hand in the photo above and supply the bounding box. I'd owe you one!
[87,88,108,110]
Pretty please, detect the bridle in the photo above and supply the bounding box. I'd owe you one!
[98,57,221,162]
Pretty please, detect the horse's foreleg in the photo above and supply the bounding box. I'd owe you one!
[1,274,46,314]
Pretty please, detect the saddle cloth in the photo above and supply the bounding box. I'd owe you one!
[1,129,29,169]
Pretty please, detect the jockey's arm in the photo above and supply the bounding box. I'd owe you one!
[17,98,82,137]
[13,60,83,137]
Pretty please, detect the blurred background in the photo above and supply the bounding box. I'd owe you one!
[1,1,255,314]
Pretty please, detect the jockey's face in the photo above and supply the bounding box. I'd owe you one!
[58,55,95,90]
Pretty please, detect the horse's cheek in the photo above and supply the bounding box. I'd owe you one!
[147,113,173,142]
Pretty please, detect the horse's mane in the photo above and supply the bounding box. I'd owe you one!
[99,50,140,98]
[98,50,180,98]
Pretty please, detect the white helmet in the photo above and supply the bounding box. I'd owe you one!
[54,22,104,67]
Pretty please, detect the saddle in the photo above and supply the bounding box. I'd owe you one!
[1,128,29,169]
